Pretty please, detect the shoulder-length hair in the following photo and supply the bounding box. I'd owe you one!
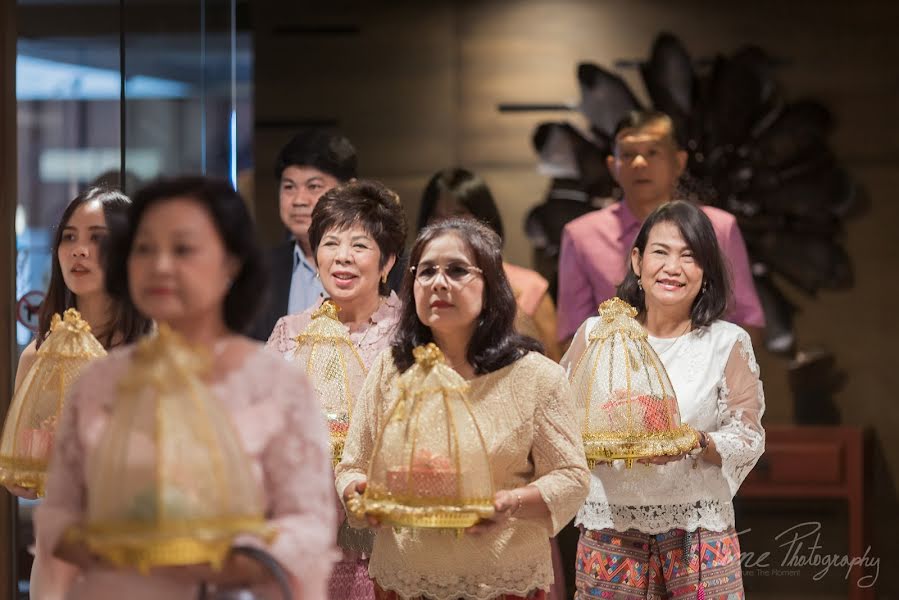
[391,218,542,374]
[617,200,731,328]
[106,176,268,334]
[37,187,152,349]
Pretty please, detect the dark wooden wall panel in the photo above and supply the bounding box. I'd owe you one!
[253,6,899,587]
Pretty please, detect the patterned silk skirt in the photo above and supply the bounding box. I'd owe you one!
[575,527,744,599]
[374,586,547,600]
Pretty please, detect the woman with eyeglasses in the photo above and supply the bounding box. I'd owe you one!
[418,168,562,360]
[266,179,406,600]
[335,218,590,600]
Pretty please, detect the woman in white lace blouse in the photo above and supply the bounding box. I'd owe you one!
[336,218,590,600]
[561,201,765,599]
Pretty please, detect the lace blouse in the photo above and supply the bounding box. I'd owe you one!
[561,319,765,534]
[35,346,338,600]
[335,351,590,600]
[266,292,401,368]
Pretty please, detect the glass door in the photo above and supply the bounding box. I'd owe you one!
[10,1,251,595]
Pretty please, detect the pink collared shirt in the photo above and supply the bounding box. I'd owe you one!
[557,201,765,341]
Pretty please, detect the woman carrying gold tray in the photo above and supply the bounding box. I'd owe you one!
[337,218,589,600]
[266,180,406,600]
[561,201,766,600]
[36,177,338,600]
[4,187,151,600]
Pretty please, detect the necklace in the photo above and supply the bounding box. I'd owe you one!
[348,297,386,349]
[647,320,692,356]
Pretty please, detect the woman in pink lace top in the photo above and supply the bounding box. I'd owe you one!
[267,179,406,368]
[36,176,338,600]
[266,180,407,600]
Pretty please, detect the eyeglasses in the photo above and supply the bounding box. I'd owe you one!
[410,262,483,286]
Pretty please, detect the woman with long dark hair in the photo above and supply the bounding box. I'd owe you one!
[17,187,151,389]
[6,187,152,600]
[336,218,589,600]
[419,168,561,360]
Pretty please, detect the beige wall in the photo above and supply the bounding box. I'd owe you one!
[253,1,899,581]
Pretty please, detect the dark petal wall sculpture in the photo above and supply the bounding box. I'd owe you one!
[516,32,865,422]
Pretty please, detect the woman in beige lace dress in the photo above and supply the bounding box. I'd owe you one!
[336,218,590,600]
[266,179,407,600]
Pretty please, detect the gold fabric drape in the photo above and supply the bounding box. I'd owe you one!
[0,309,106,496]
[69,326,272,573]
[348,343,495,529]
[569,298,697,467]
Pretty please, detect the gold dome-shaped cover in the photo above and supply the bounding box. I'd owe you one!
[69,325,273,573]
[0,308,106,496]
[348,343,495,529]
[292,300,367,466]
[570,298,698,468]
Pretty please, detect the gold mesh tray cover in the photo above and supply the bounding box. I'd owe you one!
[68,325,273,573]
[0,309,106,496]
[348,343,495,530]
[292,300,368,466]
[570,298,698,468]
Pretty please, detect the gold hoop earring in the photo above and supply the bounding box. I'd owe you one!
[381,273,388,284]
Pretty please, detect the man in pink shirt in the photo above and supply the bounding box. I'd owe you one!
[557,111,765,343]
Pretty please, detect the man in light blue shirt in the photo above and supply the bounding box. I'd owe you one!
[249,129,357,340]
[288,243,323,315]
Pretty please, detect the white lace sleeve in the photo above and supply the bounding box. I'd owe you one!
[709,332,766,497]
[559,318,591,378]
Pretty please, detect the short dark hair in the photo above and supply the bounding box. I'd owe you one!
[391,218,542,374]
[617,200,731,328]
[417,168,504,241]
[274,128,357,182]
[612,110,683,151]
[106,176,268,334]
[308,180,407,296]
[38,187,153,349]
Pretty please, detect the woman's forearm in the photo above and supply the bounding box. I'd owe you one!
[504,485,550,520]
[700,433,723,467]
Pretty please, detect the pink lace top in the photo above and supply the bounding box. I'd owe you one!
[36,345,339,600]
[266,292,401,369]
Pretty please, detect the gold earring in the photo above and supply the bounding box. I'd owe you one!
[381,273,388,284]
